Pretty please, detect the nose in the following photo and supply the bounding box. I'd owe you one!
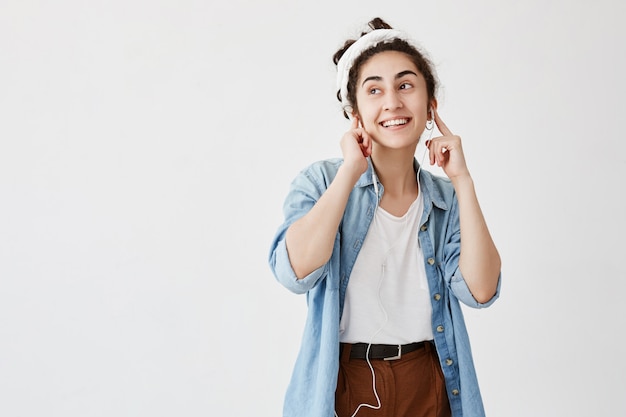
[383,90,403,111]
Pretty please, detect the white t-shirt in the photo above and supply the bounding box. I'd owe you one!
[339,192,434,344]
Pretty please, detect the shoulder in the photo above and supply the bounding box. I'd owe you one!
[419,169,457,210]
[295,158,344,188]
[429,171,454,194]
[300,158,343,175]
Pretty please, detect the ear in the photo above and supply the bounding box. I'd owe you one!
[429,99,438,120]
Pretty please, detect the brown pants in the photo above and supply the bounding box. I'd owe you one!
[335,342,452,417]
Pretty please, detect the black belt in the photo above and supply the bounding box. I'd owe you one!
[344,341,428,361]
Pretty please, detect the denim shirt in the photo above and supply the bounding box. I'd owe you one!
[269,158,501,417]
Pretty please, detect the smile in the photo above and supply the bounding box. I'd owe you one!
[380,118,410,127]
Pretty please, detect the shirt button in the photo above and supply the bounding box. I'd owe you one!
[427,258,435,265]
[433,293,441,301]
[445,358,453,366]
[436,325,444,333]
[452,389,459,396]
[420,225,427,232]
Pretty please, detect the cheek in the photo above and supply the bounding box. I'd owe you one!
[359,114,378,130]
[365,118,379,130]
[356,106,378,126]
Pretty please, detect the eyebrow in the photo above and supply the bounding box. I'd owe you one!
[361,70,418,87]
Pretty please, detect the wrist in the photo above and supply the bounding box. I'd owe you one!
[450,173,474,190]
[338,161,365,184]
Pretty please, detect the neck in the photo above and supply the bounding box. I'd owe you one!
[371,149,418,198]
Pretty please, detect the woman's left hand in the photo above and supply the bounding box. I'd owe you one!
[425,110,470,179]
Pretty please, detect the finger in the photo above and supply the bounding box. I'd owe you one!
[360,131,372,156]
[351,115,359,130]
[439,147,449,167]
[434,109,453,136]
[353,128,365,144]
[428,140,448,167]
[428,140,436,166]
[434,144,442,166]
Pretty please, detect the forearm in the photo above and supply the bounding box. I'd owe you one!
[451,175,501,303]
[286,165,361,279]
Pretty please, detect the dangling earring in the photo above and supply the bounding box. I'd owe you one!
[425,109,434,130]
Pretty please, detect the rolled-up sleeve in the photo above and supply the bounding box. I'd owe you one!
[450,267,501,308]
[268,165,331,294]
[443,195,501,308]
[270,236,328,294]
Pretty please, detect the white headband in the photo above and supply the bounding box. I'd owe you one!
[336,28,412,116]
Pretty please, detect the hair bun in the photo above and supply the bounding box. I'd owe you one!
[367,17,393,32]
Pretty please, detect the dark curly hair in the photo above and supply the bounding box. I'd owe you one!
[333,17,438,119]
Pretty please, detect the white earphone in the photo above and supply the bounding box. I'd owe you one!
[371,163,379,202]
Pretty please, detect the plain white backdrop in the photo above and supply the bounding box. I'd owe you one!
[1,0,625,416]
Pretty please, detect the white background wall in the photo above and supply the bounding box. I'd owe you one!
[1,0,625,416]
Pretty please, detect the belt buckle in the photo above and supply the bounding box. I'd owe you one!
[383,344,402,361]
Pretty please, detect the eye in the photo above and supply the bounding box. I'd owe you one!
[399,82,413,90]
[368,87,381,95]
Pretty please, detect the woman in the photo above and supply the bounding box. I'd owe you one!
[269,17,501,417]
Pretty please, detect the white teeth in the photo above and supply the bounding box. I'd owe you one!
[382,118,408,127]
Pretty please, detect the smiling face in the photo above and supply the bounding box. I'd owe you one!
[354,50,432,151]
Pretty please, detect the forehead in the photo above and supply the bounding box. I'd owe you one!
[357,50,421,82]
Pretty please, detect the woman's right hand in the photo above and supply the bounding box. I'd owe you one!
[285,116,372,279]
[340,116,372,177]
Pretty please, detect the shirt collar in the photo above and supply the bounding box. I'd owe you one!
[353,158,449,211]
